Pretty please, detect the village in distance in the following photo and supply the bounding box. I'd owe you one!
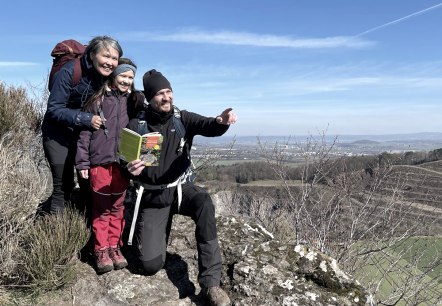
[192,132,442,164]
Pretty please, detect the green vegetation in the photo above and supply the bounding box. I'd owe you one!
[353,237,442,306]
[393,237,442,279]
[197,160,304,184]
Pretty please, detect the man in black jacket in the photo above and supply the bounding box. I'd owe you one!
[127,69,237,306]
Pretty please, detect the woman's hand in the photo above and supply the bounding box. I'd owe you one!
[127,159,146,176]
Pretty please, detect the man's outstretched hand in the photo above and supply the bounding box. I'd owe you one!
[216,108,237,125]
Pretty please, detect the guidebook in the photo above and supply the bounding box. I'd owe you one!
[119,128,163,166]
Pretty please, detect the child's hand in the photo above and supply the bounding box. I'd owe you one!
[79,169,89,179]
[127,160,145,176]
[91,115,103,130]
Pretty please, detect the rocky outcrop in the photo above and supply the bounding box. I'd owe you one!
[37,213,370,306]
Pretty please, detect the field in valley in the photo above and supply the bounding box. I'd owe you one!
[229,159,442,305]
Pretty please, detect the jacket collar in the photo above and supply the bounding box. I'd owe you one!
[146,105,173,124]
[104,84,130,96]
[81,52,103,82]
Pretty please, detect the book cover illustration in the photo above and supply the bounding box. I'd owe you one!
[119,128,163,166]
[140,132,163,166]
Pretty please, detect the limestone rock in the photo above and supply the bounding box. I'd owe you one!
[38,214,369,306]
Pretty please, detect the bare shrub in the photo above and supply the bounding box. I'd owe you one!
[257,133,441,305]
[213,188,295,242]
[0,287,10,305]
[0,82,45,141]
[0,135,47,285]
[0,83,90,301]
[0,83,47,282]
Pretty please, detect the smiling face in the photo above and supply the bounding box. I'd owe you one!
[113,70,135,93]
[149,88,174,113]
[90,47,119,77]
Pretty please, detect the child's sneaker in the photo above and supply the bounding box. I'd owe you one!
[95,248,113,274]
[109,246,128,270]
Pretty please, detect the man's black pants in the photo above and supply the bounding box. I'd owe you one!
[136,183,222,288]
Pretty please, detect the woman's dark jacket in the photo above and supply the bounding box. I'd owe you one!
[42,53,105,139]
[127,104,228,208]
[76,89,129,170]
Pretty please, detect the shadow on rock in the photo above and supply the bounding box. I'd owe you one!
[164,252,196,299]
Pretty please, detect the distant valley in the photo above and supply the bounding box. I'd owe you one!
[194,132,442,163]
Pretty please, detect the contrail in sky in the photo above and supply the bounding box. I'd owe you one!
[355,2,442,37]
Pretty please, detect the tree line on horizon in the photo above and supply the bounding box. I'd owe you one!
[196,148,442,184]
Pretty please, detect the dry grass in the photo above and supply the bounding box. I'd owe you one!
[0,83,88,303]
[17,207,89,292]
[0,133,47,286]
[0,83,47,284]
[0,82,45,144]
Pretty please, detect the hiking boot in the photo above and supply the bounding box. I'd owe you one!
[109,246,128,270]
[202,286,231,306]
[94,248,113,274]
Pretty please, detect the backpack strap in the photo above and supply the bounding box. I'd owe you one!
[172,106,186,139]
[72,58,82,87]
[128,184,144,246]
[172,106,195,181]
[47,57,83,91]
[136,111,148,135]
[172,106,187,153]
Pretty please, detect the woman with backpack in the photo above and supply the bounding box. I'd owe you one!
[75,58,136,274]
[42,35,123,215]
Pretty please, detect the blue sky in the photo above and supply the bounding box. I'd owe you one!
[1,0,441,137]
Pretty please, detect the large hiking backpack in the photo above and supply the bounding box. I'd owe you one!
[48,39,85,91]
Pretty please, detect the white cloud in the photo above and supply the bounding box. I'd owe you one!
[123,29,374,49]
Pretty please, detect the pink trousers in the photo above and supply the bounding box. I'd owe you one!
[90,163,129,251]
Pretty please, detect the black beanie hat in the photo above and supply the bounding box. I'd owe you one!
[142,69,172,102]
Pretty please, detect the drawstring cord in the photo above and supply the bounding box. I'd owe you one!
[80,80,92,106]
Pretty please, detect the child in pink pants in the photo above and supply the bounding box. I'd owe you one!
[76,58,137,273]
